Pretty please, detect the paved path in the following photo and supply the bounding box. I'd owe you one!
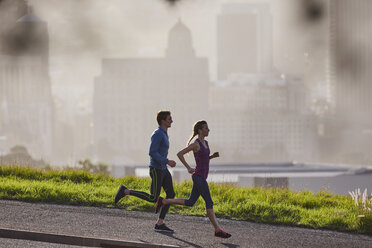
[0,200,371,248]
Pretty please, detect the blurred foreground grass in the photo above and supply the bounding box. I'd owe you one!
[0,165,371,235]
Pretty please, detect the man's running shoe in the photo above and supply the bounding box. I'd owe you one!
[114,185,127,204]
[215,229,231,239]
[155,196,163,214]
[154,223,174,233]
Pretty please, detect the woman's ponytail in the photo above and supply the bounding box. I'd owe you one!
[187,133,197,146]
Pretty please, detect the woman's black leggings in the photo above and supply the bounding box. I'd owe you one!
[129,167,175,219]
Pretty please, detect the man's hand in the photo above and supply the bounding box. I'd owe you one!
[167,160,176,167]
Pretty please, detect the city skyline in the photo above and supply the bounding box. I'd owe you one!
[29,0,325,117]
[0,0,322,166]
[1,0,372,167]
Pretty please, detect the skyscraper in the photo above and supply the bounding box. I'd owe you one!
[326,0,372,163]
[329,0,372,119]
[0,3,53,160]
[0,0,27,50]
[217,3,273,80]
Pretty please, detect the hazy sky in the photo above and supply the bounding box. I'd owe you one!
[28,0,326,119]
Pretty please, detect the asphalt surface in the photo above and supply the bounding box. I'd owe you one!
[0,238,85,248]
[0,200,372,248]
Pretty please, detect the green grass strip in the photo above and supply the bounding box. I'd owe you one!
[0,165,371,235]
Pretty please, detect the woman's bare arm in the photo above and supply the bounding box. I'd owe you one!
[177,142,198,174]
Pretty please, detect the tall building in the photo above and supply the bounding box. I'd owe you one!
[0,3,53,160]
[0,0,27,152]
[93,20,210,163]
[325,0,372,163]
[213,2,319,163]
[209,74,318,162]
[217,3,273,80]
[329,0,372,119]
[0,0,27,46]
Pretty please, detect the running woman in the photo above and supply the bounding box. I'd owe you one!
[114,110,176,233]
[154,120,231,238]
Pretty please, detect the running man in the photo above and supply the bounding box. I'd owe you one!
[114,110,176,233]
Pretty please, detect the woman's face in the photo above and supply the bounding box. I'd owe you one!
[199,123,210,137]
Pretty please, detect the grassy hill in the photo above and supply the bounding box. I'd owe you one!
[0,165,371,235]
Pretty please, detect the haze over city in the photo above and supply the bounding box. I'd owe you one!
[1,0,372,168]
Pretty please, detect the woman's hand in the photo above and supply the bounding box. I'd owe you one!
[187,167,195,174]
[210,152,219,159]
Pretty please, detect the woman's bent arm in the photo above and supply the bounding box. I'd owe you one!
[177,143,197,173]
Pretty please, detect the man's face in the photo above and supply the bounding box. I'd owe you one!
[162,115,173,128]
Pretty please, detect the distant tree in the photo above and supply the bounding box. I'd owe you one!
[0,145,45,167]
[78,159,109,175]
[10,145,28,154]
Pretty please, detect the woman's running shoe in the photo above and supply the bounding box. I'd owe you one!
[215,229,231,239]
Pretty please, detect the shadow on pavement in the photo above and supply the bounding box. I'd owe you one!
[221,243,239,248]
[157,232,203,248]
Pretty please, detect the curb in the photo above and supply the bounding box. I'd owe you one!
[0,228,180,248]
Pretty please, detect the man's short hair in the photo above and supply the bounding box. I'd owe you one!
[156,110,171,125]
